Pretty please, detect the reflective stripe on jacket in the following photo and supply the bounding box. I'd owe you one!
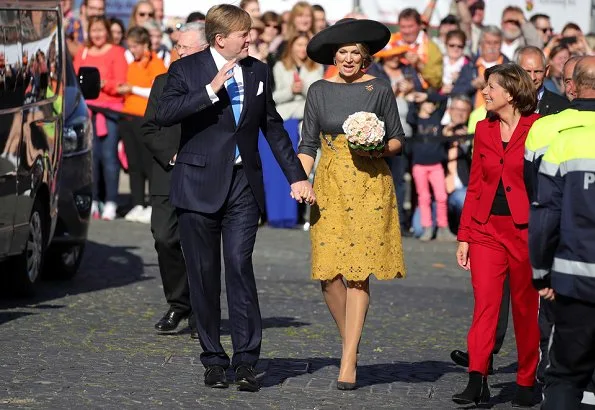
[524,101,595,202]
[529,124,595,302]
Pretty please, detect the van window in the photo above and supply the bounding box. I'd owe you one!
[19,9,62,105]
[0,10,25,109]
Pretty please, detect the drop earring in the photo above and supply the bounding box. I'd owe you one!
[333,58,337,65]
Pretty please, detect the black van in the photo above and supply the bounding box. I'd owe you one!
[0,0,99,295]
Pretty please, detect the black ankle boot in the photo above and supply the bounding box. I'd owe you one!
[511,384,534,407]
[452,371,490,405]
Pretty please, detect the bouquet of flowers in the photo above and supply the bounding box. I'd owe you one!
[342,111,386,152]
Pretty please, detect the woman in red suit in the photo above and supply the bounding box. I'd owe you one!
[453,63,540,407]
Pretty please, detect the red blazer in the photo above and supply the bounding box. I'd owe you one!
[458,113,540,242]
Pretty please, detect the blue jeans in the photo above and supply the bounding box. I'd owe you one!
[92,114,120,203]
[448,187,467,216]
[412,187,467,237]
[412,203,436,238]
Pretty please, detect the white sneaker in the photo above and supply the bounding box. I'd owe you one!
[137,206,152,224]
[102,201,118,221]
[124,205,144,222]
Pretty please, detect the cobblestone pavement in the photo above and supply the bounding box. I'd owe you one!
[0,219,541,409]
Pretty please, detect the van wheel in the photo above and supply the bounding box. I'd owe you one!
[44,243,85,280]
[7,200,46,296]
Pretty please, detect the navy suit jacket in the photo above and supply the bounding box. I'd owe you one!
[155,49,307,214]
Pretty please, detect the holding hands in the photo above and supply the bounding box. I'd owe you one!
[290,180,316,205]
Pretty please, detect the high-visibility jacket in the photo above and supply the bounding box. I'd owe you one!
[529,124,595,302]
[524,99,595,201]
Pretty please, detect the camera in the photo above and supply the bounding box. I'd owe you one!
[560,36,578,47]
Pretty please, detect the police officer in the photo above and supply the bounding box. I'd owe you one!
[524,55,595,383]
[529,57,595,409]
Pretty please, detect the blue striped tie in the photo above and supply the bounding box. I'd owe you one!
[226,71,241,160]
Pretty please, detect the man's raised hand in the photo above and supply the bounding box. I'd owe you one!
[210,59,237,93]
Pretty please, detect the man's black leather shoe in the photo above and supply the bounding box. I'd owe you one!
[450,350,469,367]
[235,364,259,392]
[190,328,200,340]
[204,366,228,388]
[450,350,494,374]
[154,309,188,333]
[188,316,199,340]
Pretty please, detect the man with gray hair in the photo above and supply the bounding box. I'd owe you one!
[515,46,569,116]
[452,25,508,109]
[141,22,208,338]
[174,22,207,58]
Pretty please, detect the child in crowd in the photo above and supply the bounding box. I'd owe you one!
[407,93,457,241]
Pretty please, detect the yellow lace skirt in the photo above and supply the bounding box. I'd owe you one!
[310,134,406,281]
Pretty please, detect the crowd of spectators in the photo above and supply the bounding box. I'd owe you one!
[61,0,594,236]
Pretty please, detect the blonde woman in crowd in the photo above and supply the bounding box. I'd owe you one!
[240,0,261,18]
[272,32,323,121]
[128,0,155,29]
[273,2,316,62]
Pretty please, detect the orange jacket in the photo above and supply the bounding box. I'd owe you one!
[123,51,167,116]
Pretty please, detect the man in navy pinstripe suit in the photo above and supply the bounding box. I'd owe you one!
[155,4,315,391]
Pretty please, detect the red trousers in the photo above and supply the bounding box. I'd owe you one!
[467,215,539,386]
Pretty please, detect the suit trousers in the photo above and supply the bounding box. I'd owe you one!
[542,295,595,410]
[538,297,555,380]
[467,215,539,386]
[493,276,510,355]
[120,116,153,206]
[177,167,262,369]
[150,195,190,314]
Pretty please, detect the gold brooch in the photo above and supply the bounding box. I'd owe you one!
[365,84,374,92]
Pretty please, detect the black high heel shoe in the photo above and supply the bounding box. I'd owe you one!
[452,371,490,405]
[511,384,535,407]
[337,361,357,391]
[336,381,357,390]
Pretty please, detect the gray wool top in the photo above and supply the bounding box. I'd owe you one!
[297,78,406,159]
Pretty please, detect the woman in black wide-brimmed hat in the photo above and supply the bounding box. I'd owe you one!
[296,19,407,390]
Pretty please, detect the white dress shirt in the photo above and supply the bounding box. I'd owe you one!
[205,47,245,164]
[205,47,244,113]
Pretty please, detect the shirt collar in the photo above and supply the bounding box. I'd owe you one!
[210,47,229,70]
[537,86,545,102]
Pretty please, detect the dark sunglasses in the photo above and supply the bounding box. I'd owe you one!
[138,12,154,17]
[539,27,553,33]
[447,43,464,49]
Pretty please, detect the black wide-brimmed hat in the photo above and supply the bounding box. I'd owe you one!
[307,18,391,65]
